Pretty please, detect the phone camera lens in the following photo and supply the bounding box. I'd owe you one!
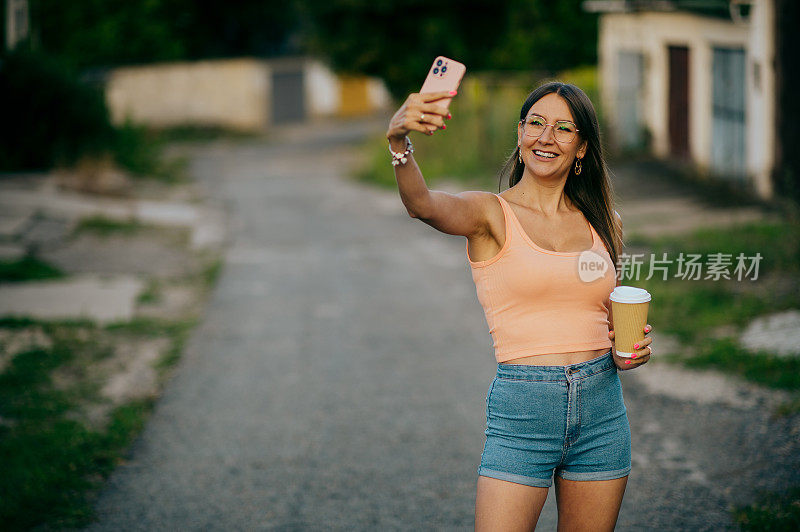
[433,67,439,74]
[437,59,443,66]
[441,66,447,73]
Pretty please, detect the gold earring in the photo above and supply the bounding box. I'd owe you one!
[575,158,582,175]
[518,146,522,164]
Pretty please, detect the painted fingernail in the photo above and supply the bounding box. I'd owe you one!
[442,124,446,130]
[447,113,452,119]
[632,354,637,359]
[625,360,631,365]
[634,343,640,349]
[449,90,457,95]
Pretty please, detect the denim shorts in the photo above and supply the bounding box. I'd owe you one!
[478,350,631,488]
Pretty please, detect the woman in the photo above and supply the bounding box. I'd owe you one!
[386,81,654,531]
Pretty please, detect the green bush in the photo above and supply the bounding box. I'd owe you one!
[679,337,800,391]
[0,255,65,283]
[734,486,800,531]
[111,119,164,177]
[0,47,114,171]
[0,48,165,178]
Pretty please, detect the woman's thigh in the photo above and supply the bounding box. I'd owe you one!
[554,475,628,531]
[475,475,549,532]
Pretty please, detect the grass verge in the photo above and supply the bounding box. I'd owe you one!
[136,279,162,304]
[105,316,197,376]
[153,125,261,143]
[623,218,800,421]
[112,121,190,184]
[71,215,192,248]
[666,337,800,390]
[628,218,800,389]
[73,216,146,237]
[626,219,800,276]
[733,486,800,531]
[0,315,194,530]
[0,255,66,283]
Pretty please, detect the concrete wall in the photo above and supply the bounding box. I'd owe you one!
[106,57,391,132]
[746,0,775,198]
[5,0,29,50]
[107,58,270,131]
[305,59,340,117]
[334,75,392,117]
[598,0,775,198]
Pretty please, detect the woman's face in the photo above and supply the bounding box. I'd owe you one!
[517,93,587,181]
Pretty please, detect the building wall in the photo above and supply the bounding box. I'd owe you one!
[366,78,392,112]
[599,3,775,198]
[305,59,340,117]
[5,0,29,50]
[747,0,775,198]
[600,11,748,163]
[106,58,270,131]
[105,57,390,132]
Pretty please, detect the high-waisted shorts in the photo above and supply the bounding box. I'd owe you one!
[478,350,631,488]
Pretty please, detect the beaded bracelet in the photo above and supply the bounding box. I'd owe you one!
[388,136,414,167]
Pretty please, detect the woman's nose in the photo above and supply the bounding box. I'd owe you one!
[538,124,556,143]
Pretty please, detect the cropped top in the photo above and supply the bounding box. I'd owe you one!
[466,194,615,363]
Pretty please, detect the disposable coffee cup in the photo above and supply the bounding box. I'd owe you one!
[609,286,651,358]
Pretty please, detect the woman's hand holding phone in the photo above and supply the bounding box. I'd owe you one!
[386,91,454,142]
[387,56,465,145]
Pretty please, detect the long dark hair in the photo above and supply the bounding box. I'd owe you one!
[497,81,623,270]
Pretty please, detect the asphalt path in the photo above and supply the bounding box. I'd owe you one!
[88,116,799,530]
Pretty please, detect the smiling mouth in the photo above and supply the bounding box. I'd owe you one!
[533,150,558,159]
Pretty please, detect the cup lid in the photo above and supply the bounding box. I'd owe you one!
[610,286,651,303]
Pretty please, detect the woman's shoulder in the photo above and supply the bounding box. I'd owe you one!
[455,190,505,213]
[455,190,506,243]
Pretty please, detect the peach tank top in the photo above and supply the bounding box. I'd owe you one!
[467,194,615,363]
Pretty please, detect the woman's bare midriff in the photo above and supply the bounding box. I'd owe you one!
[502,348,611,366]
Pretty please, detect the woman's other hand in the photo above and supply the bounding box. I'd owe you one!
[610,324,653,370]
[386,91,454,141]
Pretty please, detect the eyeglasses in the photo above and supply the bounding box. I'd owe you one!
[520,115,579,144]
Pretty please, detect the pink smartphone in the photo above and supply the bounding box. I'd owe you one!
[420,56,466,110]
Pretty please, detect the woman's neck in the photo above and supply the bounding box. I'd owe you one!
[513,173,574,215]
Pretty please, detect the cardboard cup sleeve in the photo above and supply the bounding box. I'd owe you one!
[610,286,651,358]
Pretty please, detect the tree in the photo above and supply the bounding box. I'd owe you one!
[26,0,302,69]
[296,0,598,98]
[22,0,599,99]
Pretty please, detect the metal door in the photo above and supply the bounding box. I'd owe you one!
[617,51,645,150]
[711,47,746,179]
[668,46,690,159]
[271,69,305,124]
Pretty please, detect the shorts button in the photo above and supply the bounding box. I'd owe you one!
[567,368,578,374]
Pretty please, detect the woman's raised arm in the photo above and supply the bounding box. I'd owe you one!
[386,91,493,239]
